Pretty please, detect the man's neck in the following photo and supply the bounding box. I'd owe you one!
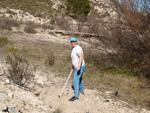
[72,45,77,48]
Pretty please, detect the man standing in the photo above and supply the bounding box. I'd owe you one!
[69,37,86,101]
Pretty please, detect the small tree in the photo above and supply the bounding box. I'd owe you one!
[6,47,34,86]
[119,0,150,30]
[88,15,150,78]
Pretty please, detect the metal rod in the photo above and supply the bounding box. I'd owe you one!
[59,69,73,97]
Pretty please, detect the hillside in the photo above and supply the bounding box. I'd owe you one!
[0,0,150,113]
[0,0,125,30]
[0,30,150,113]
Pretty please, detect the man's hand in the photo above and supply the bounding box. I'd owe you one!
[72,65,74,70]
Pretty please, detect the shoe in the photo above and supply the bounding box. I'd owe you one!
[2,106,9,112]
[80,91,85,95]
[81,92,85,95]
[69,96,79,101]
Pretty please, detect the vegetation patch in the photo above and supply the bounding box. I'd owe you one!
[0,17,19,30]
[24,26,37,34]
[66,0,91,17]
[45,52,55,66]
[83,49,150,109]
[6,47,34,86]
[53,108,62,113]
[0,37,9,47]
[0,0,53,18]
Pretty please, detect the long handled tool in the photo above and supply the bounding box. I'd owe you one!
[58,69,73,97]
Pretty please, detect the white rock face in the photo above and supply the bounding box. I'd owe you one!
[90,0,119,21]
[51,0,64,9]
[0,0,123,28]
[0,8,50,24]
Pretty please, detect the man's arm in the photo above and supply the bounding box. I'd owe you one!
[77,53,83,71]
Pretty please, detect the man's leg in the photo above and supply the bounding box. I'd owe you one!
[73,69,81,98]
[79,74,84,94]
[79,65,85,94]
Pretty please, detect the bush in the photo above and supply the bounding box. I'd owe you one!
[0,37,9,47]
[24,26,37,34]
[53,108,62,113]
[6,47,34,86]
[0,17,19,30]
[56,15,71,31]
[103,28,150,78]
[45,52,55,66]
[66,0,91,17]
[24,21,39,28]
[111,29,150,78]
[0,18,11,30]
[42,24,54,30]
[88,17,150,78]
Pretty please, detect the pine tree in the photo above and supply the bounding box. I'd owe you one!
[66,0,90,17]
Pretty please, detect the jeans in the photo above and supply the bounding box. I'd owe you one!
[73,65,86,98]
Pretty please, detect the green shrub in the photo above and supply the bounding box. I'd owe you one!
[66,0,91,17]
[50,18,56,25]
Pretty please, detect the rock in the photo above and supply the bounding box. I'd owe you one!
[7,92,13,98]
[105,91,114,96]
[0,93,7,101]
[105,99,110,102]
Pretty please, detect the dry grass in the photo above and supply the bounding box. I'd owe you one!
[83,50,150,109]
[45,52,55,66]
[22,21,55,31]
[22,43,150,109]
[42,24,54,30]
[23,21,39,28]
[53,108,62,113]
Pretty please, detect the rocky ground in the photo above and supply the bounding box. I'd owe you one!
[0,66,150,113]
[0,64,150,113]
[0,29,150,113]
